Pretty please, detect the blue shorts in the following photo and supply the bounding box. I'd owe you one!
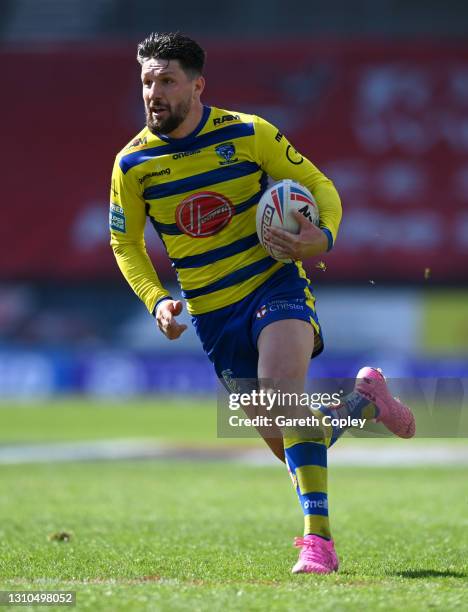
[191,263,324,384]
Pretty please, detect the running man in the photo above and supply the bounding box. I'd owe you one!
[110,32,415,574]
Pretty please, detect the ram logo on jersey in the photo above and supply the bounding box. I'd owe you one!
[126,136,148,150]
[213,114,240,126]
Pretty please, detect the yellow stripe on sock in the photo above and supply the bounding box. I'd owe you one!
[304,515,331,539]
[296,464,328,495]
[283,435,327,450]
[362,402,378,420]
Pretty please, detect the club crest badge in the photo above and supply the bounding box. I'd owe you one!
[215,142,238,165]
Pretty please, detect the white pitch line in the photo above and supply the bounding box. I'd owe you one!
[0,440,467,466]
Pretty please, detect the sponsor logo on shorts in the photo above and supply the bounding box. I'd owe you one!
[268,299,305,313]
[255,300,306,319]
[176,191,234,237]
[221,369,241,393]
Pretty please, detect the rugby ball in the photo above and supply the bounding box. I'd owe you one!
[256,179,320,262]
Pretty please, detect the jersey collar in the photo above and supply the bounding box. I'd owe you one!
[155,105,211,147]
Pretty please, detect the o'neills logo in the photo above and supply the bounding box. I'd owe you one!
[176,191,234,237]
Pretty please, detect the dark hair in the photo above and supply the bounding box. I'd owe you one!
[137,32,206,76]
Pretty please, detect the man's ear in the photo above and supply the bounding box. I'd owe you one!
[194,75,205,98]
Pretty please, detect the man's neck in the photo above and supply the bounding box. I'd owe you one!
[166,102,204,139]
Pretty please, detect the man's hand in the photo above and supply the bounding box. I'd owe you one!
[264,210,328,260]
[156,299,188,340]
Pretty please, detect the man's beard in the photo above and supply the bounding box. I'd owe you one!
[146,99,191,135]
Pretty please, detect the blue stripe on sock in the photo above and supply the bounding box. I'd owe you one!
[300,492,329,516]
[284,441,327,470]
[345,391,373,417]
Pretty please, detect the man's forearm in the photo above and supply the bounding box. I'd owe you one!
[111,237,171,314]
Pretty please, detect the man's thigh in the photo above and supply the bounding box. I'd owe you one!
[257,319,315,384]
[192,268,324,458]
[258,319,324,444]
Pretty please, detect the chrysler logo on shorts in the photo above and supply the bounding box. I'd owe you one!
[176,191,234,237]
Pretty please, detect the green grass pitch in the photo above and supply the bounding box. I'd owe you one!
[0,399,466,611]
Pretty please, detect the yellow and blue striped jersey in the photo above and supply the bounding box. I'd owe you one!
[110,106,342,315]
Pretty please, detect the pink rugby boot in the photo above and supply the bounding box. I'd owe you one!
[292,535,339,574]
[356,367,415,438]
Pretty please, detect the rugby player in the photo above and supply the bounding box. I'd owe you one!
[110,32,415,574]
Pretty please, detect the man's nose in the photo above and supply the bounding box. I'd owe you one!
[147,82,162,99]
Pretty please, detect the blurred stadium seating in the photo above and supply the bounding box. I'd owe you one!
[1,1,467,397]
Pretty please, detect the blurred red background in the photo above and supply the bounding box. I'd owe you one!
[4,41,468,283]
